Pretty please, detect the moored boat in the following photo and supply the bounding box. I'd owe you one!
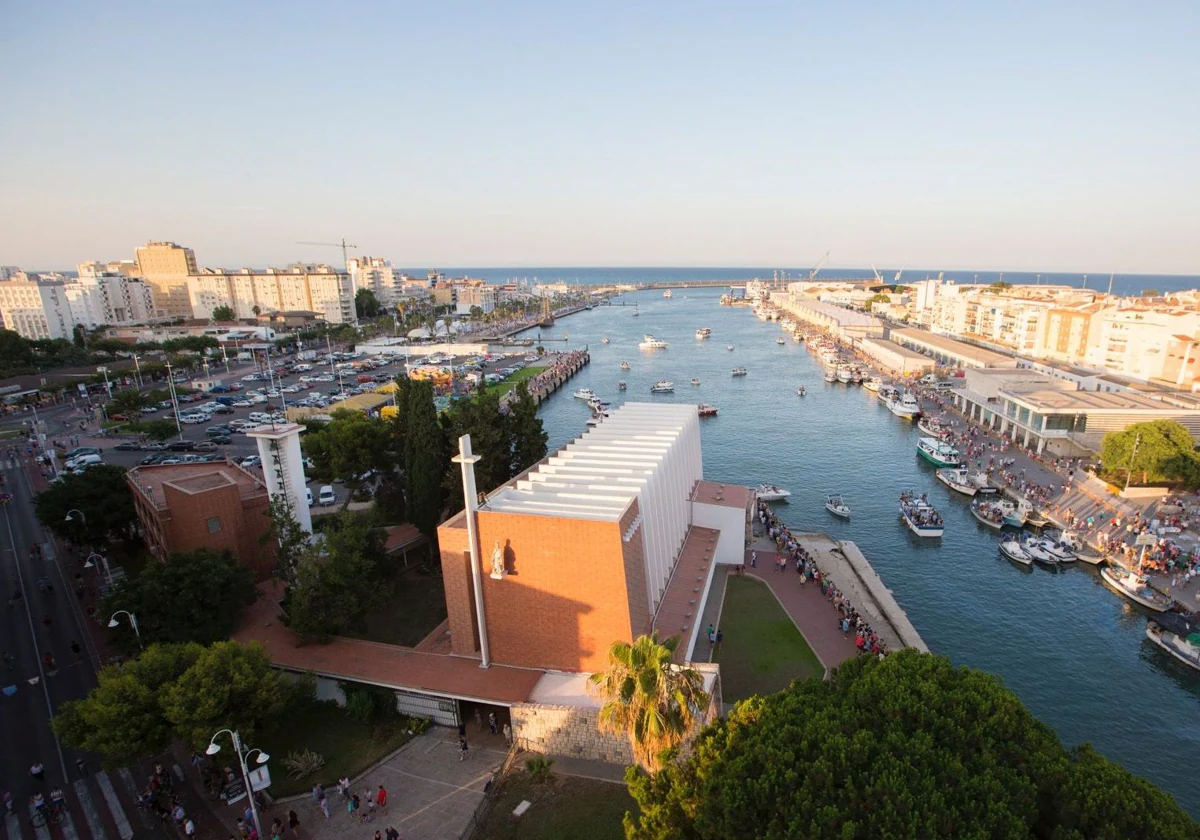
[1146,621,1200,672]
[917,416,952,438]
[886,391,922,420]
[836,366,852,384]
[899,491,944,537]
[825,494,851,518]
[823,369,837,383]
[1038,539,1077,563]
[971,498,1015,530]
[1004,498,1037,528]
[999,538,1033,567]
[756,483,791,502]
[863,377,882,393]
[697,403,718,417]
[573,388,597,401]
[649,380,674,393]
[1100,566,1172,612]
[638,335,668,349]
[1021,535,1058,566]
[917,436,961,467]
[936,466,977,496]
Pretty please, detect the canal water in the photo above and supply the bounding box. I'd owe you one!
[517,288,1200,816]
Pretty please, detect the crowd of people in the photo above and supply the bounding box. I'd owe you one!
[755,499,891,657]
[509,350,590,405]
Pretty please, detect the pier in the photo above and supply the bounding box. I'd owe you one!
[501,351,590,409]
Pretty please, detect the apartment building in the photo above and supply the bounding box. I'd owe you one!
[1080,306,1200,385]
[136,241,199,318]
[347,256,424,305]
[0,269,157,339]
[455,283,496,315]
[187,264,356,324]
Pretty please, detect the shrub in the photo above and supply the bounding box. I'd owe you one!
[341,682,399,725]
[282,749,325,780]
[525,755,554,783]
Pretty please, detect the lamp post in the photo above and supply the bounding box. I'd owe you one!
[164,361,183,440]
[83,552,113,586]
[64,509,86,525]
[206,730,268,838]
[107,610,142,647]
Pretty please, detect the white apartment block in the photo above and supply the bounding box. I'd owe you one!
[187,265,356,324]
[455,284,496,315]
[1082,306,1200,383]
[347,256,419,305]
[0,268,158,340]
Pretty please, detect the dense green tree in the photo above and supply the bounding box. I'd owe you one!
[588,633,707,773]
[35,464,136,545]
[1100,420,1200,489]
[0,328,34,368]
[54,643,204,766]
[265,495,309,587]
[160,336,219,354]
[72,324,87,347]
[355,288,383,319]
[624,650,1199,840]
[102,550,256,652]
[212,305,235,321]
[138,418,179,441]
[91,338,133,356]
[442,387,512,514]
[508,381,548,476]
[108,387,149,415]
[282,513,388,641]
[161,641,286,749]
[301,411,396,505]
[404,380,446,536]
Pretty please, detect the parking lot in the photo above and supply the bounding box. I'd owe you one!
[56,346,547,507]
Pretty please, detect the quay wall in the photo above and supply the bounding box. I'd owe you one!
[501,352,590,408]
[838,541,930,653]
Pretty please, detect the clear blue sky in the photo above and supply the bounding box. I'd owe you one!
[1,1,1197,273]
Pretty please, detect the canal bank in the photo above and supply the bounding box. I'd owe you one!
[516,287,1200,817]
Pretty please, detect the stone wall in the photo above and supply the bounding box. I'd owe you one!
[510,703,634,765]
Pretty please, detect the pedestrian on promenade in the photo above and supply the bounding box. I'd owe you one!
[319,797,330,820]
[348,793,359,817]
[338,777,351,800]
[30,762,44,782]
[503,723,513,746]
[288,808,301,839]
[750,550,757,568]
[488,712,497,735]
[459,736,469,761]
[376,785,387,814]
[474,708,483,730]
[385,827,399,840]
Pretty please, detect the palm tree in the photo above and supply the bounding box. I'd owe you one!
[587,632,709,771]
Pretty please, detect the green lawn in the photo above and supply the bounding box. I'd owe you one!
[475,772,635,840]
[713,576,824,703]
[484,366,541,398]
[257,702,412,797]
[347,567,448,647]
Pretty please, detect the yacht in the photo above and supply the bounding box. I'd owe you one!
[639,335,668,349]
[697,403,719,417]
[663,290,673,298]
[916,437,961,468]
[1146,620,1200,672]
[620,361,631,370]
[695,328,711,339]
[572,388,597,401]
[899,492,944,538]
[649,381,674,393]
[796,385,806,396]
[936,466,978,496]
[731,367,748,377]
[886,392,922,420]
[863,377,882,393]
[825,494,851,518]
[690,378,701,386]
[999,538,1033,567]
[756,484,791,502]
[776,337,786,345]
[1100,566,1172,612]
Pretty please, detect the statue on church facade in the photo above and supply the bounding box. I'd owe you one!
[489,539,505,580]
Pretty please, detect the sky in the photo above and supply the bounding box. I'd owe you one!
[1,1,1198,273]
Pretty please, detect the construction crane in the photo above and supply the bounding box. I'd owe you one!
[808,251,830,282]
[870,264,884,284]
[296,238,358,269]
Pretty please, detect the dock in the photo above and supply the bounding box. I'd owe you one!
[500,351,590,408]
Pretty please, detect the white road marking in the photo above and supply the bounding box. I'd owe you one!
[95,773,132,840]
[73,779,108,840]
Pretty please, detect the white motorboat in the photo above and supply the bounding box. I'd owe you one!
[731,368,748,377]
[695,328,711,339]
[663,290,673,298]
[796,386,806,396]
[639,335,668,349]
[823,369,837,383]
[697,403,718,417]
[776,337,786,345]
[756,484,791,502]
[573,388,597,401]
[1146,622,1200,672]
[971,498,1015,530]
[601,337,610,344]
[649,381,674,393]
[999,538,1033,567]
[878,385,899,402]
[1021,535,1058,566]
[1055,530,1102,564]
[727,344,735,351]
[620,361,631,370]
[1038,539,1077,563]
[1004,498,1036,528]
[917,437,961,467]
[1100,566,1172,612]
[886,392,922,420]
[825,494,851,518]
[917,416,952,438]
[863,377,882,393]
[836,366,852,384]
[690,378,701,386]
[585,416,603,427]
[936,466,978,496]
[899,491,944,538]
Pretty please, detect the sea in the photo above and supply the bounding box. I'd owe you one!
[438,266,1199,298]
[513,288,1200,817]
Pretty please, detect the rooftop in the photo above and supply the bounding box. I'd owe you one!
[651,526,721,662]
[1000,389,1200,413]
[481,402,700,522]
[780,297,882,328]
[859,337,935,363]
[127,460,267,510]
[891,328,1014,366]
[690,480,753,510]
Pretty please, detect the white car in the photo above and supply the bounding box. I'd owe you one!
[241,456,261,468]
[139,406,158,414]
[232,399,253,408]
[318,485,336,506]
[180,414,207,424]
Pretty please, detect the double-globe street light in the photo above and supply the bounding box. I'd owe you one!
[107,610,142,648]
[206,730,269,838]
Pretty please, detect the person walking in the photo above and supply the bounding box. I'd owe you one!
[488,712,497,735]
[30,763,44,783]
[287,809,301,839]
[459,736,469,762]
[375,785,387,814]
[750,550,757,568]
[503,723,513,747]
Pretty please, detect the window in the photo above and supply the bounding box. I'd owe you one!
[207,517,222,534]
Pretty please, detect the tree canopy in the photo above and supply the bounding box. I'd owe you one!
[212,305,235,321]
[508,381,548,477]
[624,650,1198,840]
[404,380,446,537]
[355,288,383,319]
[35,464,136,546]
[102,549,257,652]
[1100,420,1200,489]
[301,411,396,502]
[138,418,180,441]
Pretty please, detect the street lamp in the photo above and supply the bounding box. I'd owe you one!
[206,730,268,838]
[84,552,113,586]
[64,509,86,524]
[107,610,142,647]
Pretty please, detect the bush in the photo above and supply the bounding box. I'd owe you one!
[341,682,398,725]
[525,755,554,783]
[282,749,325,779]
[402,715,431,735]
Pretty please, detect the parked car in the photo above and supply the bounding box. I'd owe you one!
[64,446,101,460]
[66,453,103,470]
[114,442,142,451]
[305,487,314,506]
[318,485,336,506]
[166,441,196,452]
[209,435,233,445]
[241,456,261,468]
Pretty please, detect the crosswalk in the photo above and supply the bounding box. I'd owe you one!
[4,768,145,840]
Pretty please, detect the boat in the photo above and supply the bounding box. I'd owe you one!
[916,437,961,468]
[1100,566,1172,612]
[825,494,851,518]
[1004,498,1037,528]
[695,328,711,339]
[620,361,631,370]
[697,403,718,417]
[587,398,610,413]
[618,381,627,391]
[850,368,863,384]
[863,377,882,393]
[601,337,610,344]
[726,344,735,351]
[823,369,837,383]
[1146,621,1200,672]
[886,392,922,420]
[649,381,675,393]
[836,366,852,384]
[899,491,944,537]
[917,416,952,438]
[585,416,602,427]
[756,484,791,502]
[878,384,899,402]
[731,368,748,377]
[936,466,978,496]
[1055,530,1103,564]
[1021,535,1058,566]
[776,337,785,345]
[572,388,597,401]
[690,378,701,386]
[638,335,668,349]
[1038,539,1076,563]
[663,290,673,298]
[796,386,806,396]
[970,498,1014,530]
[999,538,1033,567]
